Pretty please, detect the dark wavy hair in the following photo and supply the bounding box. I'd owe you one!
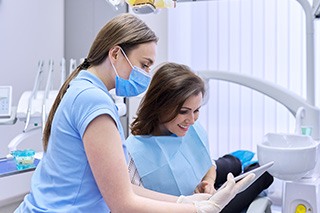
[130,62,205,135]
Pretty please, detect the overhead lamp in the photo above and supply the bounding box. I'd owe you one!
[107,0,176,14]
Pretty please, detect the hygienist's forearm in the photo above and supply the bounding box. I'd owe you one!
[123,195,198,213]
[132,184,178,202]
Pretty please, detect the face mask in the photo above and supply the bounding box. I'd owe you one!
[111,48,151,97]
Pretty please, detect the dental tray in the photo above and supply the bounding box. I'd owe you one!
[0,158,40,178]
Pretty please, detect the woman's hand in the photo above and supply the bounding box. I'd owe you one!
[195,165,217,194]
[194,180,216,194]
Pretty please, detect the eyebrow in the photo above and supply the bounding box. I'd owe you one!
[143,57,154,65]
[181,106,201,111]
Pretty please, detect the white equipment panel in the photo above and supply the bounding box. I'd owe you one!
[0,86,12,118]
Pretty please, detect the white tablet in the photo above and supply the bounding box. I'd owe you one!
[216,161,274,194]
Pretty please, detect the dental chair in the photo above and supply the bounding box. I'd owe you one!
[247,196,272,213]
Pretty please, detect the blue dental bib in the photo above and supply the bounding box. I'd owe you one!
[125,122,212,196]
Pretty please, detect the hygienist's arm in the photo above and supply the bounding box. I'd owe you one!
[83,114,197,213]
[128,157,210,202]
[132,184,178,202]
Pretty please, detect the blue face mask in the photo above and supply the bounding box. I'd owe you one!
[112,49,151,97]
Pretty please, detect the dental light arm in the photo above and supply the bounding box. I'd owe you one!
[296,0,316,106]
[198,71,320,141]
[69,59,77,76]
[60,58,66,87]
[42,60,54,133]
[23,60,44,132]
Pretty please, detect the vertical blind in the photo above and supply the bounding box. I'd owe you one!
[167,0,319,159]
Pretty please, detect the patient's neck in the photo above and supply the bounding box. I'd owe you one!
[153,125,171,136]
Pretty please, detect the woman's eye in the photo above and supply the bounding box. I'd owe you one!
[179,110,188,115]
[141,64,150,70]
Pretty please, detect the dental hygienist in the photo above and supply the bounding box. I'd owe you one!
[15,14,254,213]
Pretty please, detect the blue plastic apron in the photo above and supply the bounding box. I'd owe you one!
[126,122,212,196]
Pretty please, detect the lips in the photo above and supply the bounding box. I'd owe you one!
[178,124,189,130]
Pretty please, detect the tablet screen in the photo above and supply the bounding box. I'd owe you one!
[216,161,274,194]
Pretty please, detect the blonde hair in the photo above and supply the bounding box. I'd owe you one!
[131,62,205,135]
[43,14,158,151]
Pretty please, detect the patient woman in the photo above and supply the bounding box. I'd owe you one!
[125,62,274,213]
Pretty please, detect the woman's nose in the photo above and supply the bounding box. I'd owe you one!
[186,113,195,124]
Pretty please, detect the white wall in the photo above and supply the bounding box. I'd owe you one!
[0,1,64,212]
[133,10,169,66]
[0,0,126,156]
[167,0,320,158]
[65,0,126,61]
[0,0,64,156]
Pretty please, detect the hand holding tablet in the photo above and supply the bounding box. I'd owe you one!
[204,161,274,211]
[216,161,274,194]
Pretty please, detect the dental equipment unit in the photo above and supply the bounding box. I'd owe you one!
[0,86,16,126]
[7,59,127,152]
[199,70,320,212]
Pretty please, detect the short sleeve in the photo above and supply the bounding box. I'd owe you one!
[71,87,119,138]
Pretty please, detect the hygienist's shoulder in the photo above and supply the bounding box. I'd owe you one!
[73,85,113,106]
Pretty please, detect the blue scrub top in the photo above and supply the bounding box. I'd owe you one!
[15,71,126,213]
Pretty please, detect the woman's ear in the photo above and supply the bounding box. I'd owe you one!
[109,46,121,62]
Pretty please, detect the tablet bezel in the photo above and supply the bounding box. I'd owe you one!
[216,161,274,193]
